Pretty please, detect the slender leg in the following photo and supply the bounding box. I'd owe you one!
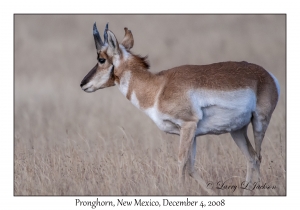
[252,111,270,163]
[178,121,215,195]
[230,125,260,195]
[178,121,197,183]
[188,136,215,195]
[187,137,197,175]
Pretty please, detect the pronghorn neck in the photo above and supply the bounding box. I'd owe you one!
[115,54,162,109]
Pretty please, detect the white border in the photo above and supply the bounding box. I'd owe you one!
[2,0,297,209]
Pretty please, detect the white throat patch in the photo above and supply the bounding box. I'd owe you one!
[118,71,131,97]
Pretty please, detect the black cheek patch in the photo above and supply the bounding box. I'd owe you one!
[110,65,114,77]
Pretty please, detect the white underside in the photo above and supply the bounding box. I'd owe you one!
[127,88,257,136]
[191,89,256,135]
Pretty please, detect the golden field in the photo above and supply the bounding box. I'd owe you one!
[14,15,285,195]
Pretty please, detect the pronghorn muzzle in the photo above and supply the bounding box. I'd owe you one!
[80,63,98,89]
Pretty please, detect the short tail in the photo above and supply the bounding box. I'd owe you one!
[267,71,280,104]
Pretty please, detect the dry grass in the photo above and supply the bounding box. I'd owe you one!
[14,15,286,195]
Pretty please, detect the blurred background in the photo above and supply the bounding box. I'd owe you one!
[14,15,285,195]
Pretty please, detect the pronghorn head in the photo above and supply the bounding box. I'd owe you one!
[80,23,135,92]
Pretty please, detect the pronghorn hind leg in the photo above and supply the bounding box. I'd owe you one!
[187,136,197,176]
[178,122,215,195]
[251,111,271,163]
[230,125,260,195]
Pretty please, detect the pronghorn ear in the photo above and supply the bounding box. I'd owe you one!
[106,30,120,55]
[121,27,134,50]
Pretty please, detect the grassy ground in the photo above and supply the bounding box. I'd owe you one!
[14,15,286,195]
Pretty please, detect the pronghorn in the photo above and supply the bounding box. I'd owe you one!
[80,23,280,195]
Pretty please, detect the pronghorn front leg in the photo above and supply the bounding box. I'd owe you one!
[178,121,197,183]
[178,121,215,195]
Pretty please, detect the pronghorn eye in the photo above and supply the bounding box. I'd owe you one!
[98,58,106,64]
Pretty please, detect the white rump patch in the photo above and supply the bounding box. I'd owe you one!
[267,71,280,103]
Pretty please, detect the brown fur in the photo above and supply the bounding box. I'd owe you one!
[81,25,280,195]
[116,54,159,108]
[156,62,278,118]
[110,55,278,121]
[97,52,156,108]
[99,42,278,119]
[87,29,278,121]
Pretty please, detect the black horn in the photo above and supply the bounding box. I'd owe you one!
[93,22,103,50]
[104,22,109,44]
